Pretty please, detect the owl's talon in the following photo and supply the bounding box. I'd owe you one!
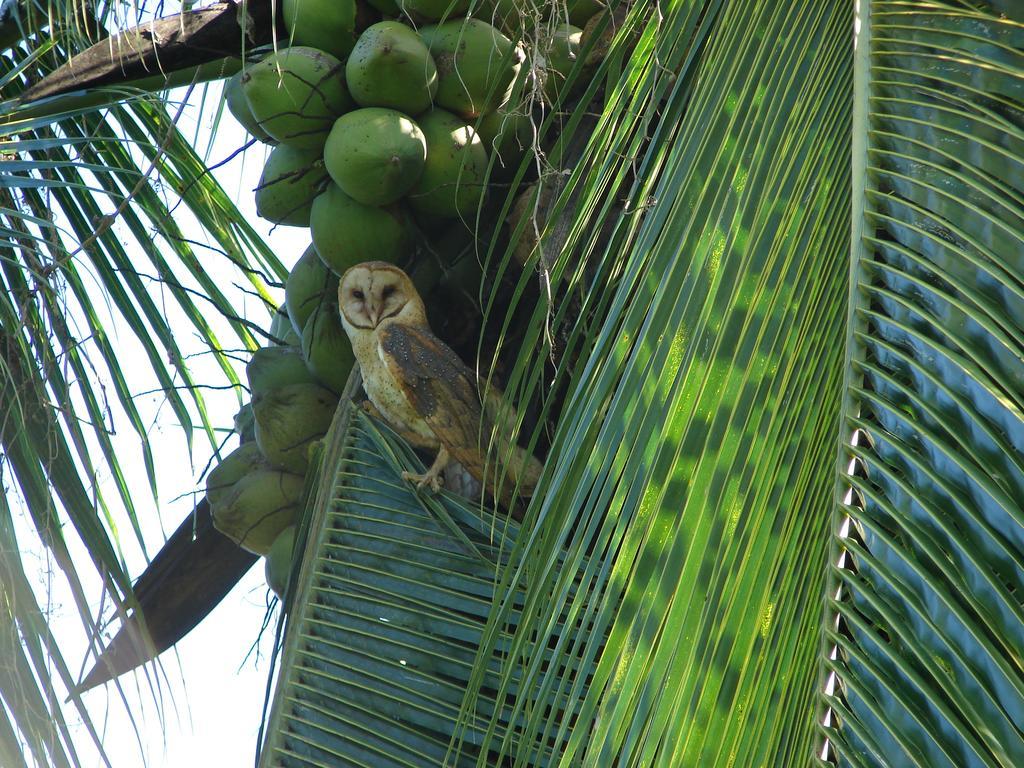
[401,469,443,493]
[401,446,449,494]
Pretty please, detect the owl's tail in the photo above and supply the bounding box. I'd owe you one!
[480,390,544,510]
[487,441,544,511]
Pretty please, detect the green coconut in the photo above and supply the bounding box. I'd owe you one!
[346,22,438,115]
[264,525,297,598]
[286,244,339,336]
[270,306,301,346]
[310,183,411,275]
[477,104,533,169]
[475,61,533,169]
[407,109,489,218]
[323,108,427,205]
[540,23,582,104]
[212,469,305,554]
[398,0,469,21]
[247,346,317,398]
[242,47,352,150]
[254,382,339,474]
[282,0,359,59]
[205,442,271,509]
[225,72,275,143]
[255,144,328,226]
[418,18,523,118]
[301,303,357,394]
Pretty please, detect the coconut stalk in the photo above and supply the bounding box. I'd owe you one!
[72,498,258,694]
[11,0,285,105]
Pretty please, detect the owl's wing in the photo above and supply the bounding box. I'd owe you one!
[379,323,543,506]
[378,323,495,479]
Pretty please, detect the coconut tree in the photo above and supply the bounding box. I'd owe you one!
[2,0,1022,766]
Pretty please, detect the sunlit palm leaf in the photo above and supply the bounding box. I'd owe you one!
[450,0,853,765]
[822,2,1024,766]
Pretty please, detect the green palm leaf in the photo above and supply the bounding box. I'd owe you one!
[823,3,1024,766]
[260,402,593,767]
[1,12,285,765]
[459,1,853,764]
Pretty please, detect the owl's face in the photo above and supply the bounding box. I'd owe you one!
[338,262,425,330]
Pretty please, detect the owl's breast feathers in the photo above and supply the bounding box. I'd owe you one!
[346,318,435,446]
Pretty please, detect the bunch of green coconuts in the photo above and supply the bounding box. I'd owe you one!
[212,0,603,599]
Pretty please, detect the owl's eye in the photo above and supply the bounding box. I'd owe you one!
[353,290,365,300]
[382,286,396,300]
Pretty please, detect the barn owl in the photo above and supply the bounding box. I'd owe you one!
[338,261,542,507]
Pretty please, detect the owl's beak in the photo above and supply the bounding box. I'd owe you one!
[367,305,381,327]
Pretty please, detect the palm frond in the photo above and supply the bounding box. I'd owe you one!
[259,398,595,767]
[439,0,856,764]
[0,19,283,766]
[822,2,1024,766]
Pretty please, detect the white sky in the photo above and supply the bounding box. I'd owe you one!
[14,79,311,767]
